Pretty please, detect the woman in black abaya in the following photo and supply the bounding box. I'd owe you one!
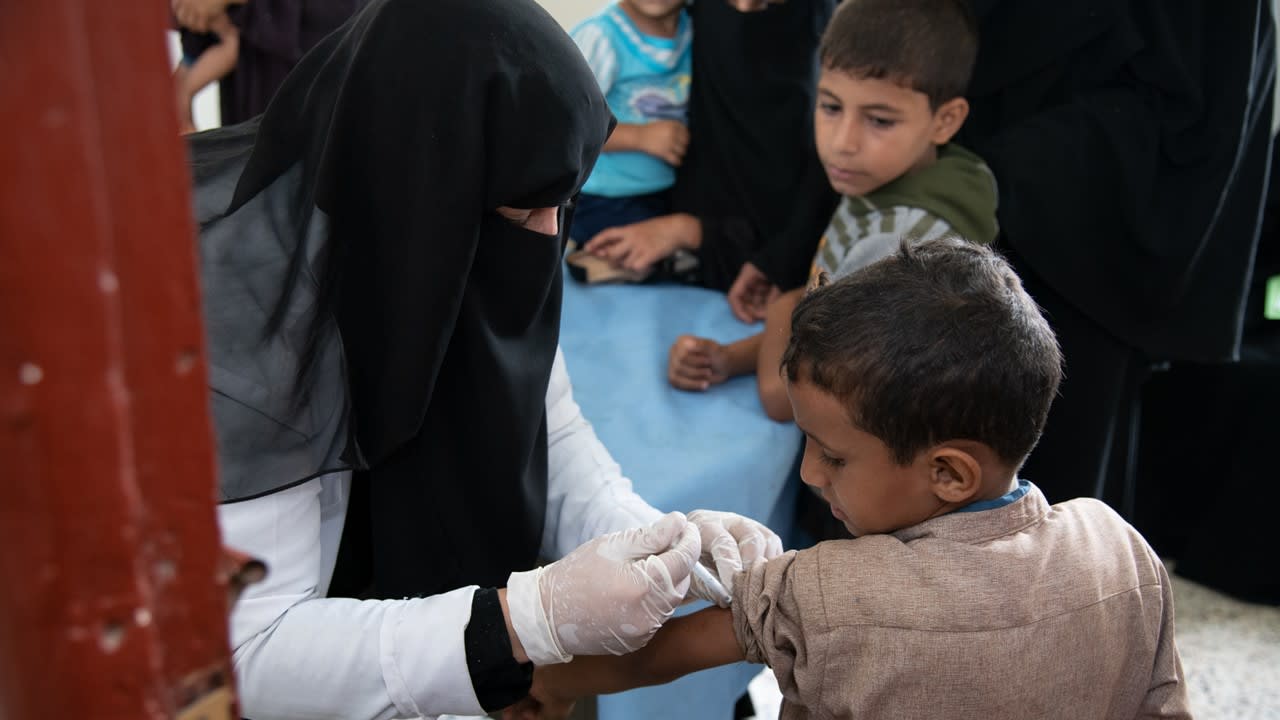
[192,1,782,717]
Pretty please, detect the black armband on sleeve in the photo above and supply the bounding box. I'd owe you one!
[464,587,534,711]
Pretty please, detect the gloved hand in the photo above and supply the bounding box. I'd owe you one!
[506,512,701,665]
[685,510,784,606]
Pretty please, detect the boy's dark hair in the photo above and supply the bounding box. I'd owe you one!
[781,237,1062,468]
[820,0,978,109]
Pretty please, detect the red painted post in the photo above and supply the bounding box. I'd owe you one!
[0,2,234,719]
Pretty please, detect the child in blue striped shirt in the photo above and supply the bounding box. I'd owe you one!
[565,1,693,281]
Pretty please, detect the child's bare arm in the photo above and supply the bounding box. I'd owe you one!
[603,121,689,166]
[724,334,764,378]
[756,288,803,421]
[180,14,239,100]
[532,607,745,708]
[602,123,647,153]
[208,13,239,44]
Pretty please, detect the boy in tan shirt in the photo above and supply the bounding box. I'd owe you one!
[515,237,1190,719]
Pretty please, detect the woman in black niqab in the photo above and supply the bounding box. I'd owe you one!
[192,0,612,600]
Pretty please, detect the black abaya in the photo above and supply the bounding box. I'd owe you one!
[960,0,1275,503]
[675,0,839,291]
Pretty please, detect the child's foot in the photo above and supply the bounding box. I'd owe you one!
[668,335,730,391]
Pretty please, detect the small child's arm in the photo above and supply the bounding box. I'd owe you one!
[755,288,804,421]
[191,14,239,87]
[177,13,239,115]
[526,607,745,718]
[603,121,690,167]
[568,23,687,166]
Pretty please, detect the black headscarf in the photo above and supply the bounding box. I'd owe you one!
[192,0,611,597]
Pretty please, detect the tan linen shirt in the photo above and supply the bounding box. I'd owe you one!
[732,484,1190,719]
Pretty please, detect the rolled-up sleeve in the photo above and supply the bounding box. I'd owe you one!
[731,549,826,707]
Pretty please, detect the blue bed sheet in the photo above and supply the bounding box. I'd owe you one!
[559,275,803,720]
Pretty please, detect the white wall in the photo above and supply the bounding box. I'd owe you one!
[539,0,608,28]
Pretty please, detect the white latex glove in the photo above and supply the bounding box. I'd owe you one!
[685,510,785,606]
[506,512,700,665]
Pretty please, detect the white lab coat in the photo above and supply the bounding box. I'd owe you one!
[219,348,663,720]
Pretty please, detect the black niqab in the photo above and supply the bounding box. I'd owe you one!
[193,0,612,597]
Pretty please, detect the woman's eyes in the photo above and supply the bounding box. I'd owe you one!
[496,204,573,229]
[495,207,533,227]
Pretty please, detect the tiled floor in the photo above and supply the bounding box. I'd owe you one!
[1173,572,1280,719]
[747,571,1280,719]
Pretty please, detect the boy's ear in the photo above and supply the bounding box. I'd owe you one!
[927,445,982,504]
[929,97,970,146]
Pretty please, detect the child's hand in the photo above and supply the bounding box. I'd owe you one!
[668,335,731,391]
[584,215,691,273]
[727,262,781,323]
[640,119,690,166]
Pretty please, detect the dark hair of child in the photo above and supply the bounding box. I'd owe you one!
[782,236,1063,467]
[819,0,979,109]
